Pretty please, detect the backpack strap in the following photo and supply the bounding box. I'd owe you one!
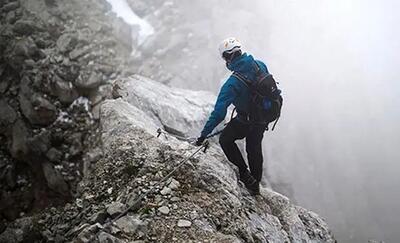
[232,72,252,88]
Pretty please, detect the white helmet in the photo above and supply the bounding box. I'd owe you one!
[218,37,242,58]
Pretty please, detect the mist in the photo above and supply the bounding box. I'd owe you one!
[126,0,400,242]
[261,1,400,242]
[251,1,400,242]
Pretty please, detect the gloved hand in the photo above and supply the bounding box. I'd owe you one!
[262,98,272,110]
[195,136,206,146]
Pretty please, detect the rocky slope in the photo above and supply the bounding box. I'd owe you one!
[0,76,335,242]
[0,0,134,226]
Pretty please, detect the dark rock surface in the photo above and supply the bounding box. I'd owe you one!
[0,0,132,230]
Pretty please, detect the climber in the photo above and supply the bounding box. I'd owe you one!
[196,37,282,195]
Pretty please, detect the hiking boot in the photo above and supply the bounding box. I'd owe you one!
[239,170,260,196]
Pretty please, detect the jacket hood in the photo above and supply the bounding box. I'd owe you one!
[227,53,255,73]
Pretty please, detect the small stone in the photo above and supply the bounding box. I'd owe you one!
[190,210,199,220]
[177,219,192,228]
[160,187,172,196]
[107,187,113,194]
[158,206,170,215]
[106,202,126,217]
[76,199,83,208]
[98,231,123,243]
[168,178,180,190]
[170,197,180,202]
[114,215,144,234]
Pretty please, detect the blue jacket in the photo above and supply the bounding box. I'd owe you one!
[201,53,269,137]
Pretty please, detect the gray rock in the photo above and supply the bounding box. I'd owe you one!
[13,20,39,36]
[19,92,57,126]
[76,71,103,90]
[112,76,215,137]
[68,132,83,156]
[10,120,30,160]
[98,231,124,243]
[42,161,69,195]
[28,130,51,155]
[106,202,127,217]
[160,186,172,196]
[4,165,16,189]
[2,2,19,12]
[51,75,79,104]
[6,10,17,24]
[114,215,145,234]
[46,148,63,163]
[0,99,17,135]
[8,38,40,70]
[168,178,180,190]
[85,148,103,163]
[0,216,41,243]
[177,219,192,228]
[56,33,78,53]
[157,206,169,215]
[76,223,102,243]
[69,45,92,60]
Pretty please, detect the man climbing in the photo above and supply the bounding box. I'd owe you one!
[196,37,282,195]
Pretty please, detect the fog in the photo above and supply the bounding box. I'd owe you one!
[176,1,400,242]
[258,1,400,242]
[112,0,400,242]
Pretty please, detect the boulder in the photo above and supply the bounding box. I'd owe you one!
[50,75,79,104]
[28,130,51,155]
[42,161,69,195]
[112,75,215,137]
[75,71,103,90]
[106,202,126,217]
[19,92,57,126]
[114,215,146,234]
[8,38,40,70]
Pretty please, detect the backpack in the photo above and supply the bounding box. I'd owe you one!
[232,62,283,130]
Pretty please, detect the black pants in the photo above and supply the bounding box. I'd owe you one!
[219,118,266,182]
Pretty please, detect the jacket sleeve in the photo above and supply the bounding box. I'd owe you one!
[201,77,239,137]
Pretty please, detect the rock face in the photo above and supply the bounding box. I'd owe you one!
[0,0,133,225]
[111,75,215,137]
[19,76,335,243]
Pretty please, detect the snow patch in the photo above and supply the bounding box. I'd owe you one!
[105,0,154,45]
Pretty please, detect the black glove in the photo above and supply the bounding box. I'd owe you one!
[195,136,206,146]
